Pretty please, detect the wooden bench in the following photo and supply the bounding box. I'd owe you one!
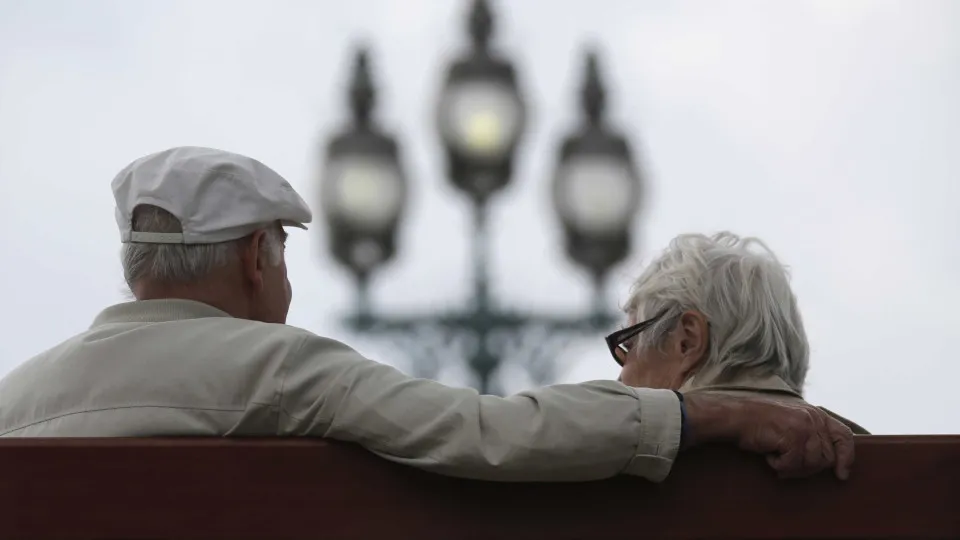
[2,436,958,539]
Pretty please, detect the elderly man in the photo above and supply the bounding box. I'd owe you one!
[610,232,868,435]
[0,147,854,483]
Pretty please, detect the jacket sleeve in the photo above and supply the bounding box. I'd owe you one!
[277,333,682,482]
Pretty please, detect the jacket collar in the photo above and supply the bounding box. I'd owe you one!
[678,366,870,434]
[91,299,233,327]
[680,367,804,400]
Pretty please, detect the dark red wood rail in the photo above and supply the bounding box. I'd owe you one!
[1,436,958,539]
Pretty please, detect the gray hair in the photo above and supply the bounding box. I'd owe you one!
[624,232,809,393]
[121,205,284,287]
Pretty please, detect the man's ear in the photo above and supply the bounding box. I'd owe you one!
[677,310,709,375]
[239,230,267,292]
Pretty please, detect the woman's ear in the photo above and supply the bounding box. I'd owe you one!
[614,346,628,365]
[677,310,709,376]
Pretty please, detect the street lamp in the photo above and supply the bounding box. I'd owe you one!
[436,0,526,317]
[437,0,525,206]
[553,49,642,305]
[320,2,644,395]
[320,46,408,318]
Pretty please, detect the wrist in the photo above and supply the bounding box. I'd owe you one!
[673,390,690,450]
[681,393,741,448]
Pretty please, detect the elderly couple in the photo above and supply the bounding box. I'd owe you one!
[0,147,864,484]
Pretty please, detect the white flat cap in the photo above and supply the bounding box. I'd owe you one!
[112,146,312,244]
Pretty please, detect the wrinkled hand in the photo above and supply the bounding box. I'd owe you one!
[683,393,855,480]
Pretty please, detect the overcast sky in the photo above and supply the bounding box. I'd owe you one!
[1,0,957,434]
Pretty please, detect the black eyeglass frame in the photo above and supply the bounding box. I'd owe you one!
[605,308,670,367]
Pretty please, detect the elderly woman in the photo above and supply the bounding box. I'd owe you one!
[610,232,868,434]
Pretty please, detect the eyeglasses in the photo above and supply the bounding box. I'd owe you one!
[605,309,669,367]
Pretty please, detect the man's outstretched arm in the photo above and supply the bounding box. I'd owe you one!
[278,334,853,482]
[279,335,681,482]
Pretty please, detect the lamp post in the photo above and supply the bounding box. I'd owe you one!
[320,46,407,321]
[553,50,643,313]
[319,1,643,395]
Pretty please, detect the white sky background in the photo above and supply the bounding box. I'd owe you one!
[1,0,957,434]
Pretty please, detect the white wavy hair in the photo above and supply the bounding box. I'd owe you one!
[121,204,284,288]
[624,232,809,393]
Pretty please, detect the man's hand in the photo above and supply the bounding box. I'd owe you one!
[682,393,855,480]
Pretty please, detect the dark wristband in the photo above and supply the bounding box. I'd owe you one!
[673,390,688,449]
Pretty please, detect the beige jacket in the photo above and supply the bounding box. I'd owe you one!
[681,371,869,435]
[0,299,681,482]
